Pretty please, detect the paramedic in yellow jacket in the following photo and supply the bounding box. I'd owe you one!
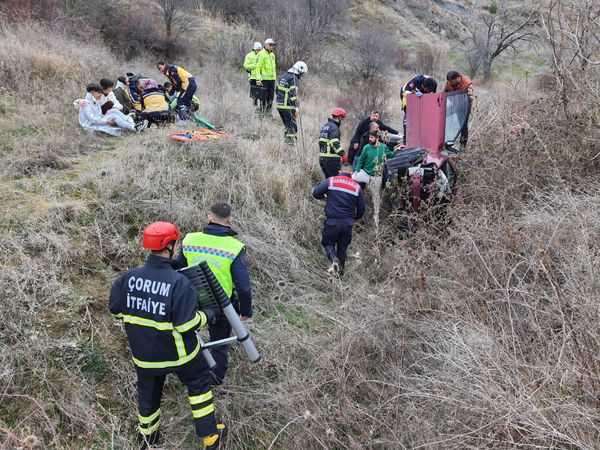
[157,61,197,120]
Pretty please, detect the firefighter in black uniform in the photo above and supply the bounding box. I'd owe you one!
[109,221,223,450]
[275,61,308,143]
[319,107,347,178]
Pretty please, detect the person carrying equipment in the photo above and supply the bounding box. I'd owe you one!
[319,107,347,178]
[174,203,252,385]
[275,61,308,144]
[109,222,224,450]
[401,74,438,143]
[444,70,474,146]
[255,38,277,115]
[244,42,263,107]
[312,161,365,276]
[157,61,197,120]
[348,111,398,163]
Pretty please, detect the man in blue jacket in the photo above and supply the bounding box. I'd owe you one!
[109,221,224,450]
[312,161,365,276]
[174,203,252,384]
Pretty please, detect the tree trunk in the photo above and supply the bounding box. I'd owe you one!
[482,57,493,81]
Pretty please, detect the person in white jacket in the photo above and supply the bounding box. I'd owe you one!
[76,83,146,136]
[100,78,123,112]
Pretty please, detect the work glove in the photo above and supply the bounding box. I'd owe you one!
[256,80,263,86]
[415,91,423,97]
[200,305,220,326]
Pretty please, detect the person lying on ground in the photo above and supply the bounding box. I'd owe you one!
[348,110,398,157]
[76,83,146,136]
[99,78,123,115]
[113,76,135,115]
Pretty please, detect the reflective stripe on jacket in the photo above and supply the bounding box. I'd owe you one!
[275,71,299,110]
[166,64,194,92]
[181,232,245,298]
[319,118,344,158]
[109,254,207,369]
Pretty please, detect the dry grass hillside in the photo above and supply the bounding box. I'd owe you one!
[2,2,600,449]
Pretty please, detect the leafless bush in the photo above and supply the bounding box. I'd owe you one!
[337,76,391,122]
[346,26,397,82]
[6,7,600,450]
[255,0,350,69]
[414,42,447,77]
[541,0,600,119]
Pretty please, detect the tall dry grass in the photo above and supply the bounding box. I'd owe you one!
[2,16,600,450]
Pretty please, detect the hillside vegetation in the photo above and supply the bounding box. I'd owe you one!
[2,1,600,449]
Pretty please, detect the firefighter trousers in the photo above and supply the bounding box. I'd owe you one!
[136,353,217,443]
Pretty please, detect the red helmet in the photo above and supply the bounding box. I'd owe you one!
[331,107,347,119]
[142,221,181,250]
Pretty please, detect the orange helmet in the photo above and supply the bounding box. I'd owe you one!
[331,107,347,119]
[142,221,181,250]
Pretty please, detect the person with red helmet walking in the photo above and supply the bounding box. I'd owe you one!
[109,221,224,450]
[319,107,347,178]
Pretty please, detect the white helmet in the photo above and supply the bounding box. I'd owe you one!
[290,61,308,75]
[264,38,276,45]
[253,41,262,51]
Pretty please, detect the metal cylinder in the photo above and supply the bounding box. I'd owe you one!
[222,304,261,363]
[198,335,217,369]
[199,261,261,364]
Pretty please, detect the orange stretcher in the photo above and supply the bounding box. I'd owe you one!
[169,128,228,143]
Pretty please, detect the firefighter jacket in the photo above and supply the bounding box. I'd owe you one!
[109,254,208,369]
[175,224,253,318]
[256,49,277,81]
[275,71,299,111]
[243,51,261,80]
[312,172,365,226]
[165,64,194,93]
[319,118,344,158]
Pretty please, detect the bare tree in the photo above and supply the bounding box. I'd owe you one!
[156,0,193,58]
[462,6,538,81]
[540,0,600,119]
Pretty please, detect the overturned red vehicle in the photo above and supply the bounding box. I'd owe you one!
[385,91,470,211]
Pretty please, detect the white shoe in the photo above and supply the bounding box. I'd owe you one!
[135,119,149,132]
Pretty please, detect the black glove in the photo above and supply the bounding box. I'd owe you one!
[201,305,220,325]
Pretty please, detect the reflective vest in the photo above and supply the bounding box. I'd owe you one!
[256,49,277,81]
[243,51,261,80]
[182,232,245,298]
